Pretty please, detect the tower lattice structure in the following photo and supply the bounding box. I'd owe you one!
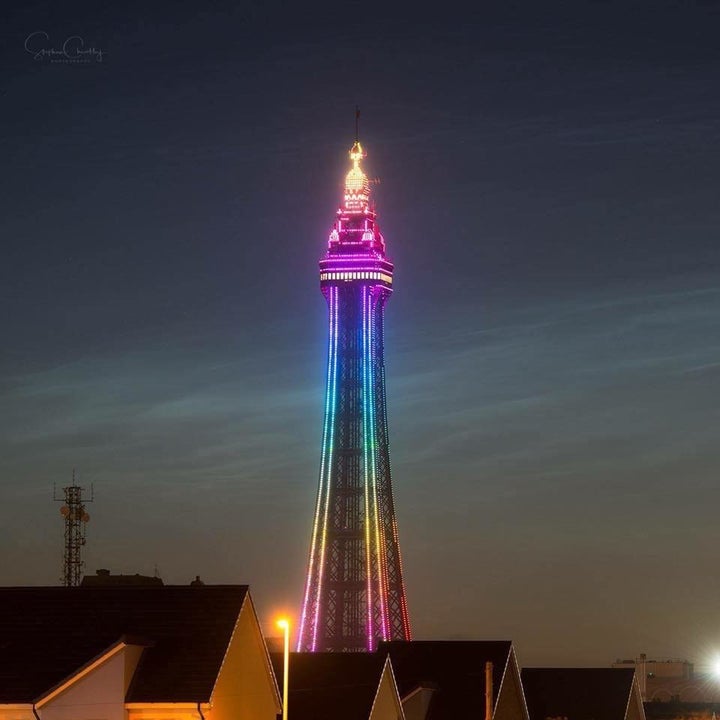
[55,473,92,587]
[298,138,411,652]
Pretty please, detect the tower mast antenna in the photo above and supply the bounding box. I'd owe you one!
[54,470,94,587]
[355,106,360,143]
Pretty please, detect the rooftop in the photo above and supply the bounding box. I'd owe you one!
[0,584,248,704]
[522,668,637,720]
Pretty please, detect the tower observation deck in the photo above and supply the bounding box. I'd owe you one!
[298,139,411,652]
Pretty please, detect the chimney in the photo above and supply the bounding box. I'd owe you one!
[639,653,647,701]
[485,661,493,720]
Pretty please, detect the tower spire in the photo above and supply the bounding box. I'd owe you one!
[344,130,370,213]
[355,105,360,143]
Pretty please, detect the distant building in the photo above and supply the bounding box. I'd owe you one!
[0,584,281,720]
[80,568,163,586]
[611,656,720,705]
[613,658,695,681]
[644,701,720,720]
[522,668,645,720]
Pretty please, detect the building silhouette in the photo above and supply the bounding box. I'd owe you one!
[297,137,411,652]
[0,584,280,720]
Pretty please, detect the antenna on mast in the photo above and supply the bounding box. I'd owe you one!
[355,106,360,142]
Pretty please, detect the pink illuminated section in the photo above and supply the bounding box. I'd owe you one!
[325,141,388,260]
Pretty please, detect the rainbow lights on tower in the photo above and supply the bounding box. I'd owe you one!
[298,130,411,652]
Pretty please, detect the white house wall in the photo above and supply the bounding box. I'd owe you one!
[38,644,143,720]
[207,595,281,720]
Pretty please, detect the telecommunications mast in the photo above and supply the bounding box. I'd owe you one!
[54,470,93,587]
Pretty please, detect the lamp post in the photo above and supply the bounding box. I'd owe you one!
[277,619,290,720]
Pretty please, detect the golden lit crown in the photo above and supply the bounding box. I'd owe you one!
[344,141,370,198]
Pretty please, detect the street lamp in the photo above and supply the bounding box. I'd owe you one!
[277,619,290,720]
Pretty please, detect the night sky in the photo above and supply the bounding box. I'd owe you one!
[2,1,720,666]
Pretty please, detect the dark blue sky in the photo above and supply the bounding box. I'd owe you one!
[1,0,719,665]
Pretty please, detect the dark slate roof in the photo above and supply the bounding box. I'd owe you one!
[0,585,248,704]
[378,640,513,720]
[521,668,637,720]
[270,652,388,720]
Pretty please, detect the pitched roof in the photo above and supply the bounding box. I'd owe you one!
[270,652,389,720]
[0,585,248,704]
[521,668,637,720]
[378,640,513,720]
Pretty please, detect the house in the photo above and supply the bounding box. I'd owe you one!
[610,657,718,705]
[521,668,645,720]
[379,640,529,720]
[270,651,404,720]
[0,584,281,720]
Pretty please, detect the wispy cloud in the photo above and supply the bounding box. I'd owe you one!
[389,281,720,488]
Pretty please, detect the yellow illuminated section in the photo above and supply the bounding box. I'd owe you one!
[345,142,368,191]
[344,141,370,209]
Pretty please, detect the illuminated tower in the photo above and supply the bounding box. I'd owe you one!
[298,137,411,652]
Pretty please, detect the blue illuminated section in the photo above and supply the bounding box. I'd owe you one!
[298,286,339,651]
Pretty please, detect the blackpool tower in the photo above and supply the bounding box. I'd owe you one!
[297,134,411,652]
